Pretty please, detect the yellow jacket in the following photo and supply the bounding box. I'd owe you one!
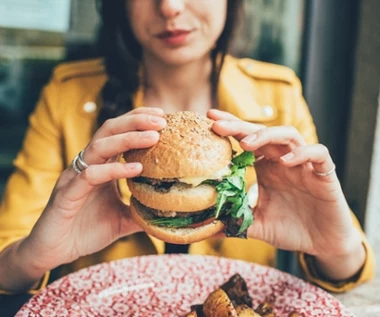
[0,56,374,294]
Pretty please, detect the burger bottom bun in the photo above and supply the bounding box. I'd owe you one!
[130,197,225,245]
[127,179,217,212]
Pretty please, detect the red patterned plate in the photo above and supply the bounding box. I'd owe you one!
[16,254,354,317]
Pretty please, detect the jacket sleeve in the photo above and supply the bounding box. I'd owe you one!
[289,75,375,292]
[0,79,64,294]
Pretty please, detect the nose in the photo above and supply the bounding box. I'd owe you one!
[158,0,185,19]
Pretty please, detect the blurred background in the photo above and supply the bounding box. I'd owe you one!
[0,0,379,254]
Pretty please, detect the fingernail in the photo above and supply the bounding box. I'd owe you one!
[150,116,165,124]
[127,163,142,170]
[281,152,294,162]
[153,107,164,114]
[143,131,159,140]
[216,120,228,126]
[146,107,164,114]
[244,134,257,143]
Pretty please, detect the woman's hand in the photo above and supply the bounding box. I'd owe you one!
[208,109,365,280]
[23,107,166,275]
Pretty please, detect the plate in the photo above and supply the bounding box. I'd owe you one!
[16,254,354,317]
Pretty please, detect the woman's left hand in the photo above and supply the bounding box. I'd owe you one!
[208,109,365,279]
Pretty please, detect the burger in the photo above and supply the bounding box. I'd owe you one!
[124,111,254,244]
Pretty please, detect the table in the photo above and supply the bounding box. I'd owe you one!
[1,276,378,317]
[335,277,380,317]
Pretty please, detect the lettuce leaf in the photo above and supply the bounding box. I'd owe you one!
[214,151,255,234]
[149,208,215,228]
[231,150,255,169]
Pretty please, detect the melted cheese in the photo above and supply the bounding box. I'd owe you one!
[179,166,231,187]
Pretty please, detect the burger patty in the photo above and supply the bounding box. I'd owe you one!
[133,198,247,238]
[132,176,186,193]
[133,198,216,228]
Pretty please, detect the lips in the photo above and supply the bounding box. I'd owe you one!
[157,29,191,38]
[156,29,193,45]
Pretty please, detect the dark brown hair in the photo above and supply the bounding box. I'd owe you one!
[97,0,243,125]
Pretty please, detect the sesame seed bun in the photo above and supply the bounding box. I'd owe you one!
[124,111,232,179]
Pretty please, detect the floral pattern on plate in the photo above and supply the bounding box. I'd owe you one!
[16,254,355,317]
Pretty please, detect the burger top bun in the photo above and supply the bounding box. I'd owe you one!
[123,111,232,179]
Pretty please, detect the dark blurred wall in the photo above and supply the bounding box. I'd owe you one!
[342,0,380,226]
[302,0,359,178]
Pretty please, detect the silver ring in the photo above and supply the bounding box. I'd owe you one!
[77,150,89,169]
[71,150,89,174]
[313,165,336,177]
[71,155,83,173]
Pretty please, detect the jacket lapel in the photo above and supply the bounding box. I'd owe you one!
[218,56,277,123]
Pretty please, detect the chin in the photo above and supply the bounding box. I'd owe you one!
[148,45,213,67]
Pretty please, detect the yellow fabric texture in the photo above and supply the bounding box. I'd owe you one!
[0,56,374,294]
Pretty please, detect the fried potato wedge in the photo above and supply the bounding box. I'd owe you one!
[236,304,262,316]
[236,304,261,316]
[221,274,252,308]
[184,274,299,317]
[202,288,238,317]
[255,302,275,317]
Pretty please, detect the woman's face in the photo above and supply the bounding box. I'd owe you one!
[126,0,228,65]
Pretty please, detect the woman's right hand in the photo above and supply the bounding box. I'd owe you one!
[21,107,166,276]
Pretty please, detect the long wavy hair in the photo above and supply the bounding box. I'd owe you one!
[97,0,243,126]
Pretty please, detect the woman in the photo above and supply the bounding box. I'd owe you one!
[0,0,374,294]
